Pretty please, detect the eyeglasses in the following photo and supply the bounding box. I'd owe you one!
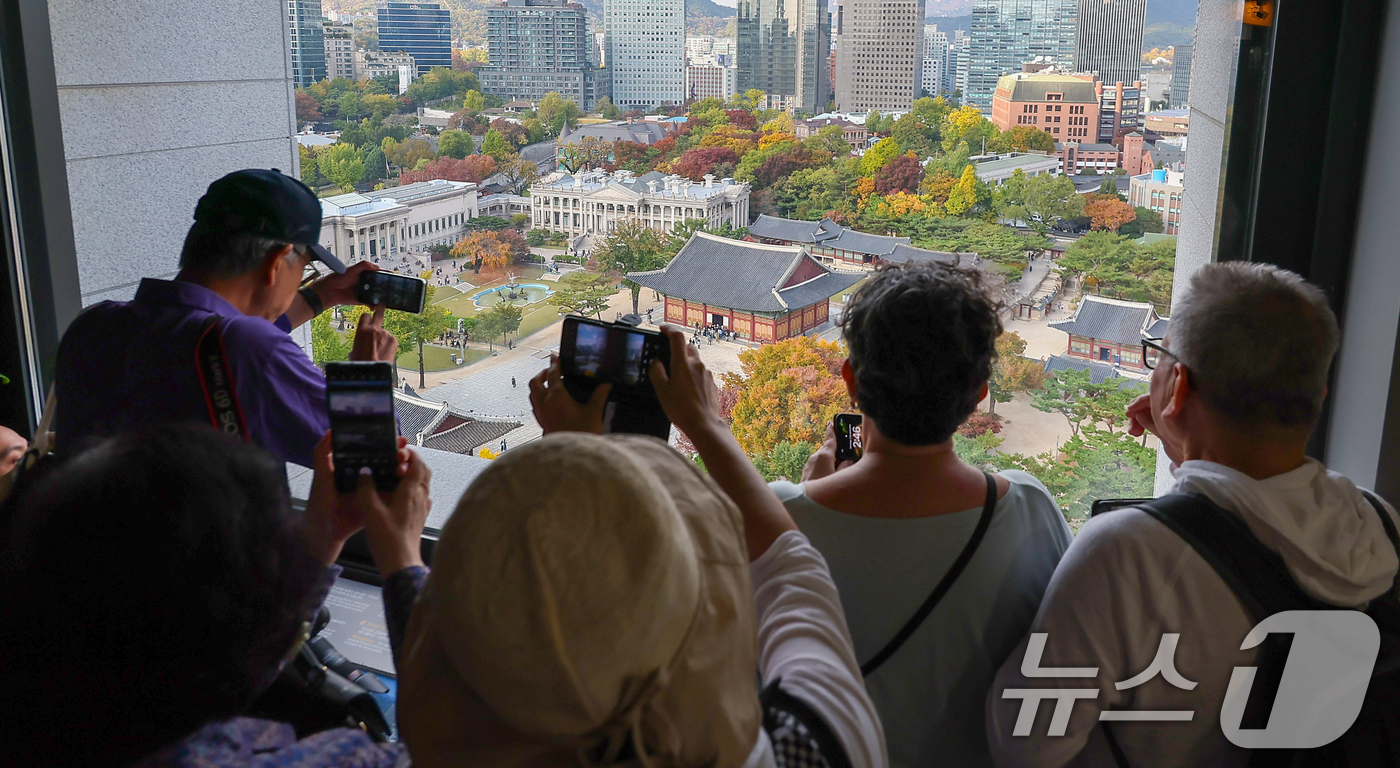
[1142,337,1176,370]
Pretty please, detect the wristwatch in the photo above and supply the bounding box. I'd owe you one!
[299,286,325,316]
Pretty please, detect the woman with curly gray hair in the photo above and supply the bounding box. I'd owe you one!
[773,261,1073,768]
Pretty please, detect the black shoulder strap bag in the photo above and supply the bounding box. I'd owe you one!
[861,472,999,677]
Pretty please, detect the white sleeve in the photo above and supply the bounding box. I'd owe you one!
[751,530,889,768]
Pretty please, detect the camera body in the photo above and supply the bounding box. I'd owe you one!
[558,315,672,440]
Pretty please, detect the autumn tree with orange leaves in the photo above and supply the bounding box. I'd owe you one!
[719,336,850,457]
[1084,194,1137,232]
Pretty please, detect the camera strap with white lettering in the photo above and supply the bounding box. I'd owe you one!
[195,314,250,440]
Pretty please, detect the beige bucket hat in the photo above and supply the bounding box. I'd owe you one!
[397,432,761,767]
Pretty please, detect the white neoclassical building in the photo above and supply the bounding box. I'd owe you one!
[317,179,479,265]
[529,170,750,237]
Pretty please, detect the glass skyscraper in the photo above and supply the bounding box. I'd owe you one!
[288,0,327,88]
[737,0,831,114]
[378,2,453,77]
[965,0,1077,110]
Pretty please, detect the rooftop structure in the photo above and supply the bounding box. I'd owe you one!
[1048,295,1167,370]
[1128,167,1185,235]
[557,119,670,146]
[972,152,1062,185]
[530,169,750,236]
[629,232,863,341]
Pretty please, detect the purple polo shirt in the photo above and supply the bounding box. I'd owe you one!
[56,278,329,467]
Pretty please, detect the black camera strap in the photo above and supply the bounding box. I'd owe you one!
[195,314,250,440]
[861,472,998,677]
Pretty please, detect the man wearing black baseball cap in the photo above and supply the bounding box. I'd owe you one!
[55,169,398,467]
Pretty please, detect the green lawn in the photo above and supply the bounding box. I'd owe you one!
[433,267,549,318]
[396,343,491,372]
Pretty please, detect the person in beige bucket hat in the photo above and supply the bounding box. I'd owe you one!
[362,326,887,768]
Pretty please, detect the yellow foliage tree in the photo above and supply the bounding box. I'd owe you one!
[945,165,980,217]
[477,447,497,460]
[720,336,850,456]
[451,231,511,274]
[762,112,794,134]
[758,131,797,150]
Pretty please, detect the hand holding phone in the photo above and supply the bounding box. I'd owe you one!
[326,362,401,494]
[355,271,426,314]
[558,316,672,439]
[833,413,863,465]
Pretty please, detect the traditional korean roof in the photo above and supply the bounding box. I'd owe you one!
[628,232,863,313]
[394,391,522,455]
[748,214,827,243]
[1043,354,1125,386]
[884,243,970,265]
[823,228,910,257]
[421,418,522,454]
[747,215,908,255]
[1049,296,1162,346]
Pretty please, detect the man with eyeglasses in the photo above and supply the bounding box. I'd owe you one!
[55,169,398,467]
[988,262,1400,767]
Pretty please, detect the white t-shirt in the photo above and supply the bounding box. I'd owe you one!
[743,530,890,768]
[772,471,1072,768]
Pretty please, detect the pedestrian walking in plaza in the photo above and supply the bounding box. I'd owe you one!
[512,377,516,388]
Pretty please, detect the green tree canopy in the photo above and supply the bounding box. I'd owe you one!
[382,278,455,389]
[318,143,364,192]
[859,137,901,177]
[479,129,512,161]
[1001,170,1085,234]
[438,130,475,159]
[549,272,616,318]
[594,220,668,314]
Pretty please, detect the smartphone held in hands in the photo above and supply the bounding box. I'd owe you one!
[558,316,672,439]
[325,362,400,494]
[834,413,863,464]
[355,271,426,314]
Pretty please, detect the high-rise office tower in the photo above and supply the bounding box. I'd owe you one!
[288,0,326,88]
[737,0,831,114]
[1074,0,1147,88]
[921,26,948,98]
[965,0,1077,111]
[1170,42,1192,108]
[605,0,685,109]
[378,2,452,76]
[833,0,925,112]
[481,0,601,109]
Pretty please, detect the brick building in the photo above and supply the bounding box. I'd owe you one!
[628,232,862,342]
[793,117,866,146]
[1055,142,1121,174]
[1049,295,1168,371]
[990,72,1099,142]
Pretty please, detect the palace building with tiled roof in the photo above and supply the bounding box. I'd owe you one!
[628,232,863,342]
[747,215,967,270]
[1049,295,1168,371]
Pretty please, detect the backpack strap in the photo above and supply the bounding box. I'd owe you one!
[861,472,998,677]
[195,315,250,440]
[759,678,853,768]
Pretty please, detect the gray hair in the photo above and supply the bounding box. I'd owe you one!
[179,225,298,280]
[1169,262,1339,429]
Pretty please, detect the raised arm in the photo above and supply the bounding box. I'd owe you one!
[648,325,797,561]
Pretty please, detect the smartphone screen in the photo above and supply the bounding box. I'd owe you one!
[326,362,400,493]
[558,317,672,440]
[355,271,427,314]
[560,317,666,390]
[834,413,863,464]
